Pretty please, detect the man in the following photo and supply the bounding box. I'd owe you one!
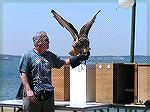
[18,31,89,112]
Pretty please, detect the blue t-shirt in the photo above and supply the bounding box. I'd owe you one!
[18,50,65,92]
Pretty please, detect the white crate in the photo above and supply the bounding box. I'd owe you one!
[70,64,96,106]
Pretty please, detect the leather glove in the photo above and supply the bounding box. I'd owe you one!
[70,51,90,68]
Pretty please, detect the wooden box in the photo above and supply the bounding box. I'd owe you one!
[134,64,150,104]
[96,64,113,103]
[96,63,135,103]
[52,65,70,101]
[70,64,96,106]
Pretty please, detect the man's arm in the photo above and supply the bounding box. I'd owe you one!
[20,73,36,102]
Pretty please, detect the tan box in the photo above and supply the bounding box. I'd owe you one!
[52,65,70,101]
[96,64,113,103]
[96,63,135,103]
[135,64,150,104]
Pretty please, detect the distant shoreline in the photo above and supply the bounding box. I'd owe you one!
[1,54,150,57]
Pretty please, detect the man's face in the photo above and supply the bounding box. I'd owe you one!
[39,33,50,51]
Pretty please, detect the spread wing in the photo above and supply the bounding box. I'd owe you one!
[79,10,101,38]
[51,9,78,41]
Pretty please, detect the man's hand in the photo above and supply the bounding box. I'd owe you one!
[26,89,37,102]
[20,73,37,102]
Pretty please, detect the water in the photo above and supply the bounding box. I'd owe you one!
[0,54,150,101]
[0,55,21,101]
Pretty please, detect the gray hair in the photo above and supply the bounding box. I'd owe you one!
[33,31,47,44]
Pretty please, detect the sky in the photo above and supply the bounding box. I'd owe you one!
[1,0,150,56]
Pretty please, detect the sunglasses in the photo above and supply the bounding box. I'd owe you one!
[44,38,50,43]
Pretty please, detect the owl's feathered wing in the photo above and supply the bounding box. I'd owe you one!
[51,10,78,41]
[51,9,101,56]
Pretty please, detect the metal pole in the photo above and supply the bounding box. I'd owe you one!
[130,0,136,63]
[129,1,136,112]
